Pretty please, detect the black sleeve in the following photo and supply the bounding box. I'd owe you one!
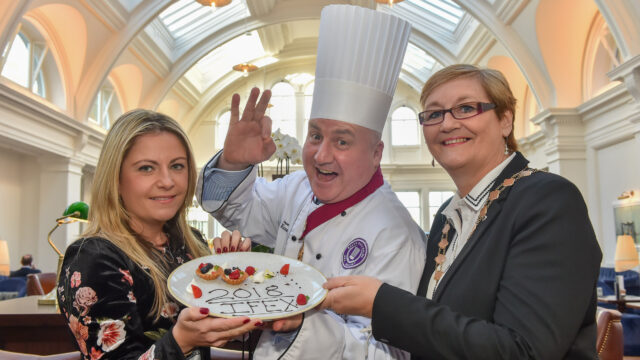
[371,176,601,359]
[57,238,187,360]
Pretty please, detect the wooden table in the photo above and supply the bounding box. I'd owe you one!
[0,295,77,355]
[598,295,640,312]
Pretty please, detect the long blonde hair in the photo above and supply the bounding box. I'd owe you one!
[84,109,209,321]
[420,64,519,152]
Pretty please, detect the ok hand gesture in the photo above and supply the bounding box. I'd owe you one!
[219,87,275,170]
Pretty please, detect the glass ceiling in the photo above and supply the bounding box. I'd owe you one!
[153,0,459,94]
[158,0,248,40]
[184,31,277,93]
[402,0,465,32]
[403,43,437,78]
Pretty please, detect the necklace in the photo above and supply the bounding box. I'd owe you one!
[432,167,538,292]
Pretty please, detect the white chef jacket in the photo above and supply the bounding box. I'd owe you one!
[197,154,427,360]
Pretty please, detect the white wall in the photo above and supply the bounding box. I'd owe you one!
[595,139,640,266]
[0,147,40,272]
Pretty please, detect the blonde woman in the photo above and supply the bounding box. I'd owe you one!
[57,109,256,360]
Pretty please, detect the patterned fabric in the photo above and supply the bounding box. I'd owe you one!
[57,227,210,360]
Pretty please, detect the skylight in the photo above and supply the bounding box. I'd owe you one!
[403,42,436,74]
[158,0,248,40]
[404,0,464,31]
[185,31,274,92]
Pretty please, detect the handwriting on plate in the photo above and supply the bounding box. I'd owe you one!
[205,285,304,315]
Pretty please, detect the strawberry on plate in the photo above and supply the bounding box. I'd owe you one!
[280,263,290,275]
[296,293,308,305]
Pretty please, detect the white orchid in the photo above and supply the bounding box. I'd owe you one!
[269,129,302,174]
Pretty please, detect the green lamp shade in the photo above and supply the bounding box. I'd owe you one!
[63,201,89,220]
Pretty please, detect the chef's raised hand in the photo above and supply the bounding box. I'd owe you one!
[212,230,252,254]
[219,87,275,171]
[320,276,382,318]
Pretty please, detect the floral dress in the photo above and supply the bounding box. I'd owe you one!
[57,228,210,360]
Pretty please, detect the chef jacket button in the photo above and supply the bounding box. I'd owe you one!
[316,253,322,260]
[291,235,297,241]
[341,211,347,216]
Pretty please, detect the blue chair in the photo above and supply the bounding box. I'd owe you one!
[598,267,640,296]
[0,277,27,300]
[622,312,640,356]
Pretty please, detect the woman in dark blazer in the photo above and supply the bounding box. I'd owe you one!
[322,64,602,359]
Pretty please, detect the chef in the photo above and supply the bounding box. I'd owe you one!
[197,5,426,359]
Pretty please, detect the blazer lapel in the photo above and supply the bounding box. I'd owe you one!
[433,152,530,301]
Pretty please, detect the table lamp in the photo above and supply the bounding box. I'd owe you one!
[0,240,10,276]
[614,234,639,272]
[39,201,89,305]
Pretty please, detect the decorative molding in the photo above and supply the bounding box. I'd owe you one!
[246,0,277,17]
[84,0,127,30]
[578,82,630,123]
[173,78,200,107]
[142,20,174,60]
[0,83,103,165]
[531,108,586,156]
[129,31,171,79]
[608,54,640,103]
[257,23,287,55]
[458,25,495,64]
[495,0,529,25]
[517,129,546,154]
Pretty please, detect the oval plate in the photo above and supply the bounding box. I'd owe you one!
[168,252,328,320]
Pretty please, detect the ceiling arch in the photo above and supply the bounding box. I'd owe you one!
[73,0,172,122]
[454,0,555,108]
[142,5,460,110]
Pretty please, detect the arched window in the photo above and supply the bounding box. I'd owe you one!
[583,14,622,100]
[270,81,296,137]
[303,81,314,140]
[215,110,231,151]
[391,106,419,146]
[89,81,122,130]
[1,31,47,97]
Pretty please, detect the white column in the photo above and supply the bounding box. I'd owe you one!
[532,108,588,197]
[36,157,84,273]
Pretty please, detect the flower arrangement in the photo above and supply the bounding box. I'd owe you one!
[270,129,302,176]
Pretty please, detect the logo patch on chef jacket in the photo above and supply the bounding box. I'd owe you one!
[342,238,368,269]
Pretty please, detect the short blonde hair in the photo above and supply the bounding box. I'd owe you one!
[85,109,209,321]
[420,64,518,152]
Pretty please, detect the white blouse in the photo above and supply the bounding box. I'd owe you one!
[426,153,515,299]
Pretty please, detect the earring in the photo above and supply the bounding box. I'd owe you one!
[431,158,435,167]
[504,140,509,155]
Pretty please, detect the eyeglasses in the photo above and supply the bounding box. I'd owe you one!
[418,102,496,126]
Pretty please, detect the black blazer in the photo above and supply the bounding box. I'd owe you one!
[9,267,41,277]
[371,152,602,359]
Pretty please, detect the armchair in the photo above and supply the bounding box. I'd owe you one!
[597,307,624,360]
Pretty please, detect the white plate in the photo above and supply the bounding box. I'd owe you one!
[168,252,328,320]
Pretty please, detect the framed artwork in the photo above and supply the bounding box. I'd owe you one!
[613,197,640,245]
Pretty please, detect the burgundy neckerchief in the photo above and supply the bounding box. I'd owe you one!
[300,167,384,240]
